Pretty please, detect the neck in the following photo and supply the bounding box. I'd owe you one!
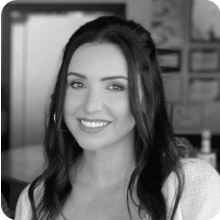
[74,142,135,189]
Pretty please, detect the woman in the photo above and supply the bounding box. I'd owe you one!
[15,15,220,220]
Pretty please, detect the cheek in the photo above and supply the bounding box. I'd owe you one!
[112,98,135,125]
[63,92,82,116]
[63,98,72,116]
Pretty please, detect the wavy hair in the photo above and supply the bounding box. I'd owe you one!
[28,15,184,220]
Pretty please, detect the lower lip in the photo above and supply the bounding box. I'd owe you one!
[77,120,111,133]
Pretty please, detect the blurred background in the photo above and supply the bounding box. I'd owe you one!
[1,0,220,218]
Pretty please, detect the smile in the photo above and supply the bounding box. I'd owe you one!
[77,118,112,133]
[79,119,111,128]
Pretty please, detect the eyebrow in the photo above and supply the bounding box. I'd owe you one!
[67,72,128,81]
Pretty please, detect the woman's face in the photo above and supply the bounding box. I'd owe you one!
[63,43,135,151]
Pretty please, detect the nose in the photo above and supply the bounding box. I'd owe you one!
[83,89,103,114]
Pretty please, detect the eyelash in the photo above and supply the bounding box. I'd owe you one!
[70,81,124,91]
[109,84,124,91]
[71,82,85,89]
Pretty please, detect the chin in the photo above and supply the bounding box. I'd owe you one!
[76,138,107,151]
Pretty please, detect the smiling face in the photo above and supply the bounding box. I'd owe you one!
[63,43,135,152]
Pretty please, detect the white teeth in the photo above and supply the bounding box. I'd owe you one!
[80,120,108,128]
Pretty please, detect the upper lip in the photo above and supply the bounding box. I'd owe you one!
[78,118,112,123]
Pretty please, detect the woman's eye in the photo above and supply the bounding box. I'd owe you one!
[108,84,124,91]
[71,82,85,89]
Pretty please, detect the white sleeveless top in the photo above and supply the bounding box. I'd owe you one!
[14,158,220,220]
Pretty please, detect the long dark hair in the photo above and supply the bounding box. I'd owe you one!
[28,15,184,220]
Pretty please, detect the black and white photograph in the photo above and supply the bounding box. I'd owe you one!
[1,1,220,220]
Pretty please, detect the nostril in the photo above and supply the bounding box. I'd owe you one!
[85,106,103,113]
[84,102,103,114]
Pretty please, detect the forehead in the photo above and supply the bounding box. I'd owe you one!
[68,43,128,77]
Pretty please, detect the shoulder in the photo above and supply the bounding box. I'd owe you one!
[180,158,220,220]
[14,182,44,220]
[180,158,220,198]
[14,184,32,220]
[164,158,220,192]
[180,157,220,181]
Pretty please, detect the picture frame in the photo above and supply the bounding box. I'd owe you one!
[172,103,204,133]
[189,49,220,73]
[150,0,184,48]
[188,78,220,102]
[190,0,220,42]
[156,49,181,73]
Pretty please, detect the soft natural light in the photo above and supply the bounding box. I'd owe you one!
[208,0,220,10]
